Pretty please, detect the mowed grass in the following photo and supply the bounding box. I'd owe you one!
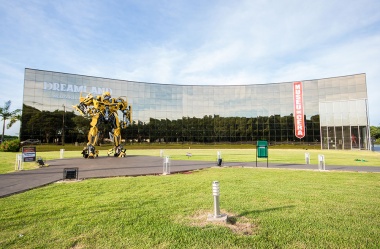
[1,148,379,174]
[0,168,379,248]
[128,148,380,166]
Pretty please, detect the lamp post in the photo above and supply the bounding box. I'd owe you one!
[62,104,65,146]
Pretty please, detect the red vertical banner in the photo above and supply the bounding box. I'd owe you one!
[293,82,305,139]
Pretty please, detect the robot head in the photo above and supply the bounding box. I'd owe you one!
[102,91,111,101]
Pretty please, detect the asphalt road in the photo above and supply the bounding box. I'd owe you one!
[1,155,379,198]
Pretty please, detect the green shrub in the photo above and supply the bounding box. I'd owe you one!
[0,139,20,152]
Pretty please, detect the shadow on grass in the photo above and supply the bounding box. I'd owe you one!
[224,205,295,225]
[238,205,295,217]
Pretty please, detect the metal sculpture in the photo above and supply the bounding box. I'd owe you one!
[73,91,132,158]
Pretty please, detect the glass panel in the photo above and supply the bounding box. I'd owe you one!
[351,126,359,149]
[334,113,342,126]
[360,126,368,150]
[343,126,351,149]
[21,69,371,148]
[25,69,36,80]
[341,101,349,125]
[321,126,328,149]
[335,126,343,149]
[356,99,368,125]
[328,126,336,149]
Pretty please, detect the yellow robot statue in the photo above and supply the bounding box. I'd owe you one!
[73,91,132,158]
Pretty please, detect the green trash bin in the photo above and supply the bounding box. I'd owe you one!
[256,140,268,167]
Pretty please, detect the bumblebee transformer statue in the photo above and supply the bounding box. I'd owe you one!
[73,91,132,158]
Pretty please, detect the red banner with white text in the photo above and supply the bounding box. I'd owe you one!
[293,82,305,139]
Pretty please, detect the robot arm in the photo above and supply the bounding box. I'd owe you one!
[74,102,87,116]
[73,92,95,116]
[123,105,132,128]
[115,97,132,128]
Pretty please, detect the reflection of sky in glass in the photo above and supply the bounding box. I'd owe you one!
[319,99,368,126]
[24,69,368,124]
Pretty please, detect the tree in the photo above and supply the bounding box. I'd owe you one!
[0,100,21,143]
[370,126,380,141]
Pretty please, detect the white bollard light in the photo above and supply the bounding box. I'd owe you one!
[15,154,23,171]
[163,156,170,175]
[212,181,221,218]
[60,149,65,159]
[305,153,310,164]
[207,181,227,222]
[217,151,222,166]
[318,154,325,170]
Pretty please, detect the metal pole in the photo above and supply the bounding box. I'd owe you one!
[212,181,221,218]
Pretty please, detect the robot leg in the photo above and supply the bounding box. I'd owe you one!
[112,127,126,157]
[85,126,99,158]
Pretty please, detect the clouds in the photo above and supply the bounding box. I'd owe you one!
[1,0,380,136]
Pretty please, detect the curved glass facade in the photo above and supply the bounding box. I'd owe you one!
[21,68,370,149]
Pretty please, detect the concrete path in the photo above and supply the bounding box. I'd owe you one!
[1,156,379,198]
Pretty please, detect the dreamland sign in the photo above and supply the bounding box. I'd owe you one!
[43,82,113,99]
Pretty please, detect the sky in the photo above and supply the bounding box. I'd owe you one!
[1,0,380,136]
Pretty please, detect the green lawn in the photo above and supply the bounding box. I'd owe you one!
[128,148,380,166]
[0,168,379,248]
[1,148,379,174]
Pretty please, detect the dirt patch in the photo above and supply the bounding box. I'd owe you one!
[181,210,258,236]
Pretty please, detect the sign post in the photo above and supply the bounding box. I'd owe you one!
[22,147,36,162]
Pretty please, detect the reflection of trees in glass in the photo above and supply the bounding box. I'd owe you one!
[21,105,86,143]
[21,104,321,144]
[27,111,60,143]
[25,110,76,143]
[71,115,91,142]
[124,114,320,144]
[21,104,40,140]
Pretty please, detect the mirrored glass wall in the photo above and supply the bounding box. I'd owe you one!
[21,69,370,149]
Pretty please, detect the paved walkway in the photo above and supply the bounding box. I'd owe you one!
[1,156,379,198]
